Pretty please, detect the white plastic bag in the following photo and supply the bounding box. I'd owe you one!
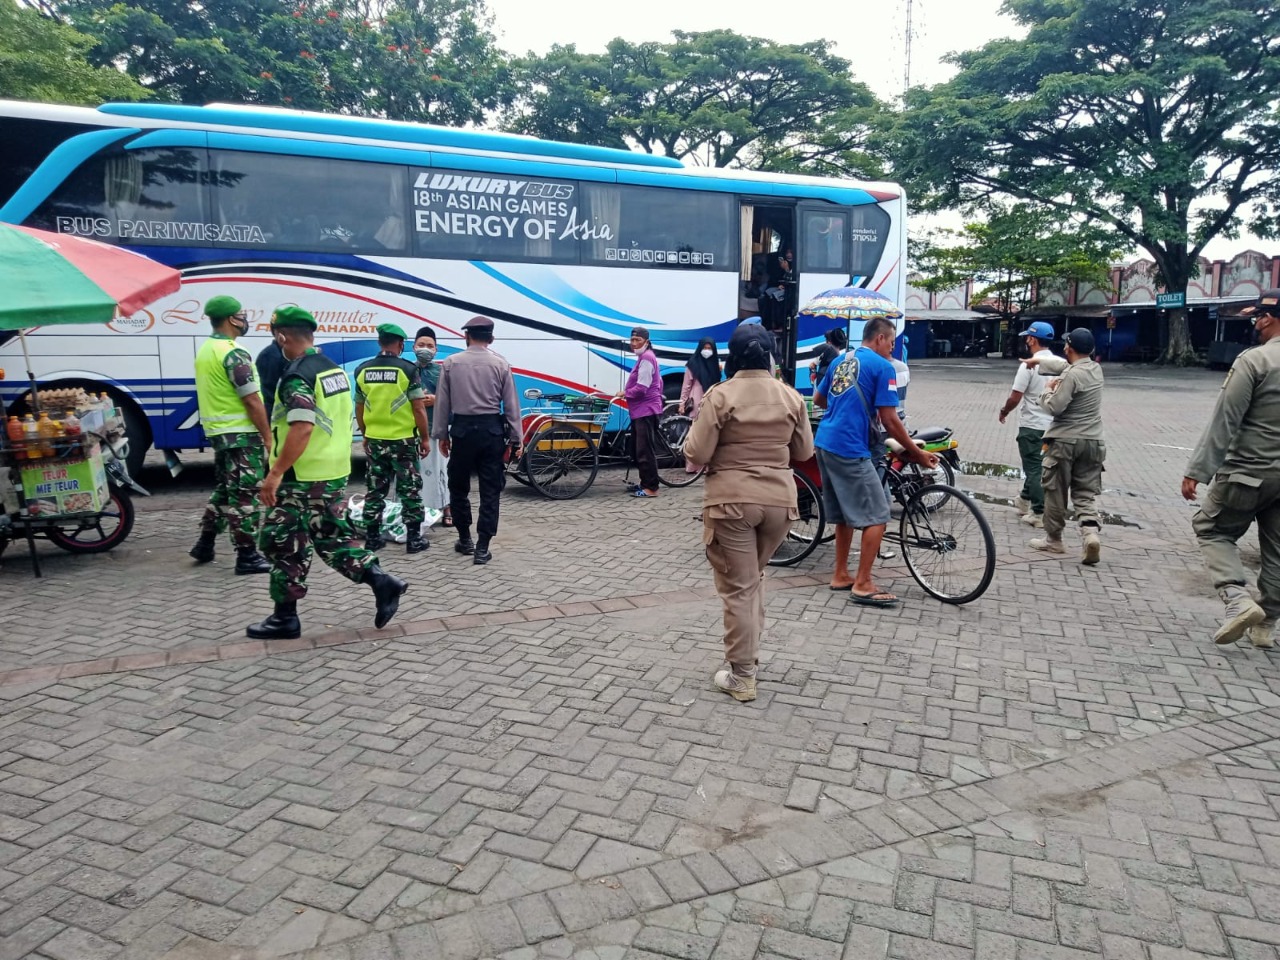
[345,493,408,543]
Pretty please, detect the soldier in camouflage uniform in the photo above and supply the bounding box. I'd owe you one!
[355,323,431,554]
[246,306,408,640]
[190,295,272,575]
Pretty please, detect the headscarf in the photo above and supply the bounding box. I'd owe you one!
[725,322,773,378]
[686,337,721,391]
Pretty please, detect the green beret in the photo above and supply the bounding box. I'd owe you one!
[204,295,242,319]
[271,306,317,330]
[376,323,407,341]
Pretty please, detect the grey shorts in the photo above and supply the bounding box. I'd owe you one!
[817,448,891,529]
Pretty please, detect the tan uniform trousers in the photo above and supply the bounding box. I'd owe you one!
[704,503,794,673]
[1192,472,1280,619]
[1041,438,1106,541]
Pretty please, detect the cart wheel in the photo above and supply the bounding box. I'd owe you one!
[526,424,599,499]
[655,414,703,488]
[47,488,135,554]
[899,483,995,604]
[769,469,825,566]
[510,457,533,487]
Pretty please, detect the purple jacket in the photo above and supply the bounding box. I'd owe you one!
[625,349,665,419]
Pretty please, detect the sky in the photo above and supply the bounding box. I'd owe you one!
[484,0,1014,102]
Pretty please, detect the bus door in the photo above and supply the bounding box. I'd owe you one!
[795,204,853,386]
[738,201,796,376]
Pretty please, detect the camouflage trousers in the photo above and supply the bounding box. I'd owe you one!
[199,442,267,551]
[259,479,375,603]
[364,438,424,531]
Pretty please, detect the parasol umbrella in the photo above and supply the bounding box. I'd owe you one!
[796,286,904,353]
[0,224,181,412]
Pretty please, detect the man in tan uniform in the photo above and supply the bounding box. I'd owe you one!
[431,316,522,565]
[684,323,814,703]
[1183,288,1280,648]
[1025,327,1106,565]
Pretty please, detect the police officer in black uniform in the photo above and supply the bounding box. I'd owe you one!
[431,316,522,565]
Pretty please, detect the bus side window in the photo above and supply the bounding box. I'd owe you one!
[800,211,848,274]
[29,147,210,242]
[208,150,409,255]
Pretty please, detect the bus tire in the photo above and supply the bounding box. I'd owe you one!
[662,374,684,402]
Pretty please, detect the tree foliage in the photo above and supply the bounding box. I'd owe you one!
[0,0,147,104]
[57,0,508,125]
[504,30,885,176]
[891,0,1280,363]
[912,204,1122,318]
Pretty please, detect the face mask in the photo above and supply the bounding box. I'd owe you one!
[700,349,714,359]
[414,346,436,363]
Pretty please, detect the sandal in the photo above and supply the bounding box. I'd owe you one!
[441,512,454,528]
[850,590,899,608]
[632,488,659,498]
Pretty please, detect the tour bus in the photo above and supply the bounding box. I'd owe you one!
[0,100,906,473]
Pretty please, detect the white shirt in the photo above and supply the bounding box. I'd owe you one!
[1011,348,1055,431]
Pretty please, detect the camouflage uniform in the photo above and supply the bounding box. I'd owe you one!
[364,438,424,530]
[198,345,266,551]
[260,368,374,602]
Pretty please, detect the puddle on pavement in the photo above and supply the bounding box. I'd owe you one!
[961,461,1025,479]
[965,489,1141,528]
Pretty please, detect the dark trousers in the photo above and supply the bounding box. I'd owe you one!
[1016,427,1045,514]
[447,415,506,541]
[630,414,660,492]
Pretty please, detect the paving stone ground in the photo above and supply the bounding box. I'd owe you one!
[2,359,1278,960]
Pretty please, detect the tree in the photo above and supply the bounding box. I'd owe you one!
[57,0,508,125]
[0,0,146,104]
[912,204,1122,319]
[892,0,1280,364]
[505,30,884,175]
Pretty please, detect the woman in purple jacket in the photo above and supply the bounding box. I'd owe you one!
[625,326,665,497]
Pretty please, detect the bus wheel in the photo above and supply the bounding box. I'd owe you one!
[113,396,152,480]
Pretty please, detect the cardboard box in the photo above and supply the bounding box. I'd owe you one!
[19,444,109,517]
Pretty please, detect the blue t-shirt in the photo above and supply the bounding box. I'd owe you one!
[814,346,898,459]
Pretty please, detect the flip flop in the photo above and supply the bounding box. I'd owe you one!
[632,488,658,498]
[441,513,454,528]
[850,591,900,608]
[829,584,855,592]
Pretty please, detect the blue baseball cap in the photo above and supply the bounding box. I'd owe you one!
[1018,321,1056,340]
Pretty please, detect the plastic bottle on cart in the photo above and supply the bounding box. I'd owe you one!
[23,415,40,460]
[6,416,25,460]
[63,411,81,437]
[99,392,121,434]
[37,413,58,458]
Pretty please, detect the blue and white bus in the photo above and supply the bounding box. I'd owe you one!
[0,100,906,472]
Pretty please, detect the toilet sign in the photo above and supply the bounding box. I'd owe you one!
[1156,292,1186,308]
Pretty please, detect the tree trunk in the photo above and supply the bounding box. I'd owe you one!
[1161,308,1198,365]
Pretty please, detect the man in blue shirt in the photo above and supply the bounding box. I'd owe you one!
[814,317,937,607]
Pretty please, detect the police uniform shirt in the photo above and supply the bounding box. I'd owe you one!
[431,345,522,442]
[1186,337,1280,483]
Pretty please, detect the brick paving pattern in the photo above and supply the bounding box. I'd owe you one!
[2,360,1277,960]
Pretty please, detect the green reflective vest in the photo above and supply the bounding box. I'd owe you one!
[195,335,258,438]
[356,355,419,440]
[272,352,354,482]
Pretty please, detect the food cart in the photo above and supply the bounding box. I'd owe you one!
[0,223,179,575]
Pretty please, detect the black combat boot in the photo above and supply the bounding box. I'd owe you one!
[472,538,492,565]
[405,531,429,554]
[362,562,408,629]
[189,531,216,563]
[364,526,386,552]
[234,548,271,575]
[454,535,475,556]
[246,601,301,640]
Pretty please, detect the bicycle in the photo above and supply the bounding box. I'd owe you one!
[512,389,701,499]
[768,450,996,605]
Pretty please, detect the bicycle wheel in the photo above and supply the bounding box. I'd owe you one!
[654,414,703,488]
[526,424,599,499]
[769,469,825,567]
[898,460,955,512]
[898,483,995,604]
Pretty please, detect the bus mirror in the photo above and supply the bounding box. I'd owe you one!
[523,388,542,400]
